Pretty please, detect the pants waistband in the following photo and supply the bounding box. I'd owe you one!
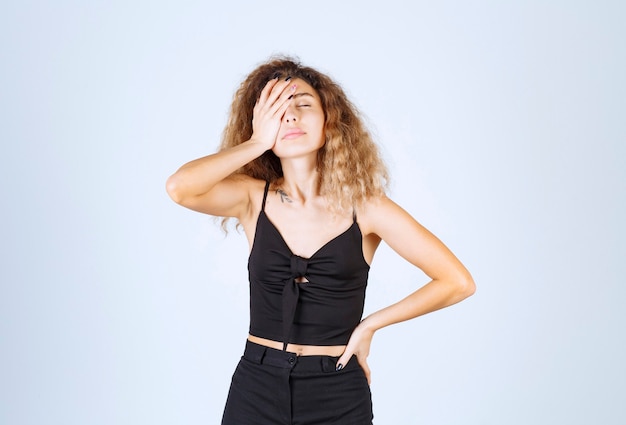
[243,340,359,373]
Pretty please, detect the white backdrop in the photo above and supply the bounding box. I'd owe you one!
[1,1,625,424]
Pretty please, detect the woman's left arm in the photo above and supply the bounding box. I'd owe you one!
[336,195,476,381]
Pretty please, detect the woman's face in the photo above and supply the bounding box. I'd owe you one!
[272,78,325,159]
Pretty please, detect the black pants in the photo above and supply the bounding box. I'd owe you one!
[221,340,373,425]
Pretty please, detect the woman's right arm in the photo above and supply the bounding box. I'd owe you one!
[165,77,296,218]
[165,141,267,217]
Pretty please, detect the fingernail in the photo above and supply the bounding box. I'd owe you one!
[335,364,344,371]
[272,72,281,80]
[285,75,292,81]
[288,95,293,99]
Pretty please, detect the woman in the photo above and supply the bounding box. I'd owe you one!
[166,57,475,424]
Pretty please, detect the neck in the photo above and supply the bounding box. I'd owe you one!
[279,158,320,202]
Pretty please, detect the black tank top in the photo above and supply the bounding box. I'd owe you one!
[248,181,370,348]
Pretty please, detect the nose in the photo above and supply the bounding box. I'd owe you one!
[283,104,298,123]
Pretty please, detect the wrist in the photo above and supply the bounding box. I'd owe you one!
[359,315,379,334]
[247,136,273,152]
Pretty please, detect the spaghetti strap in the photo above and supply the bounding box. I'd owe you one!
[261,181,270,211]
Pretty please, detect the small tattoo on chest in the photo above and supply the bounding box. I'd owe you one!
[276,189,293,203]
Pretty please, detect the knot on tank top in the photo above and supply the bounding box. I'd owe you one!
[291,255,308,279]
[282,255,309,350]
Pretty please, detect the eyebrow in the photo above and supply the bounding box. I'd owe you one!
[292,92,315,99]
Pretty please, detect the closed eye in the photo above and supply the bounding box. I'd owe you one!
[297,104,311,107]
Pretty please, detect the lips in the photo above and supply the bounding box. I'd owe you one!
[282,129,306,140]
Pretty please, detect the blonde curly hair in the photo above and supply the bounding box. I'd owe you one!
[220,56,388,214]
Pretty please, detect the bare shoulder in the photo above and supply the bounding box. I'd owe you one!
[356,195,416,237]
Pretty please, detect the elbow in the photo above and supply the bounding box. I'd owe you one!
[457,270,476,299]
[165,174,184,204]
[444,267,475,302]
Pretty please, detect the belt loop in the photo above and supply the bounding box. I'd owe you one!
[259,346,267,364]
[322,356,336,373]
